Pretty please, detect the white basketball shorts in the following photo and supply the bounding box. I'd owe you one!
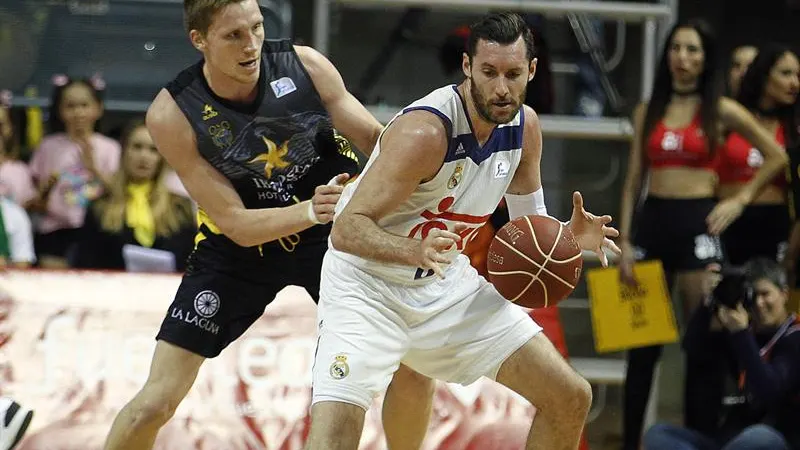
[311,251,543,410]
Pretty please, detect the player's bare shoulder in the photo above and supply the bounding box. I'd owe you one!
[384,110,449,156]
[379,110,450,181]
[293,45,338,91]
[145,89,196,166]
[520,104,543,159]
[521,104,542,134]
[293,45,320,67]
[147,90,190,137]
[389,109,448,140]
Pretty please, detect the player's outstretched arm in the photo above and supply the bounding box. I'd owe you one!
[331,111,455,272]
[506,106,619,266]
[147,89,336,248]
[296,45,383,156]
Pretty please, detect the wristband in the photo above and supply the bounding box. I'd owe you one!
[307,201,322,225]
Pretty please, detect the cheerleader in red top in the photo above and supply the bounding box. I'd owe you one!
[718,44,799,267]
[617,20,788,450]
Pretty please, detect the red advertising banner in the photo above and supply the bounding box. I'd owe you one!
[0,270,534,450]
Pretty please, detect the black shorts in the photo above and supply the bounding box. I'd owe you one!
[155,228,326,358]
[633,197,724,272]
[721,203,789,267]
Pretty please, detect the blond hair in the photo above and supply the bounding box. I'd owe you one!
[184,0,247,34]
[95,119,192,236]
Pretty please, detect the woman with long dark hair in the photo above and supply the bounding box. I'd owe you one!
[718,44,799,266]
[617,19,788,449]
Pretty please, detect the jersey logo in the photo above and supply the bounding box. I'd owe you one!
[447,164,464,189]
[249,136,290,178]
[407,196,491,251]
[455,142,466,156]
[270,77,297,98]
[202,104,218,121]
[494,160,509,178]
[208,121,233,148]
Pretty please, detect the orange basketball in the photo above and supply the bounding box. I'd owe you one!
[487,215,583,308]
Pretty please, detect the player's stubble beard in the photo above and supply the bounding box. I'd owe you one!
[468,74,526,125]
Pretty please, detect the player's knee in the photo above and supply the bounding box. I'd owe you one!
[559,373,593,417]
[126,382,184,429]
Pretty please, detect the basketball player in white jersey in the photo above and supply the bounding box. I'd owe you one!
[307,12,620,450]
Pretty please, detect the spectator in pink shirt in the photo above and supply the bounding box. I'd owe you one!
[28,76,120,268]
[0,101,36,207]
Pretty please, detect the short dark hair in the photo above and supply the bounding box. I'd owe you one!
[466,12,536,62]
[184,0,247,34]
[745,257,789,290]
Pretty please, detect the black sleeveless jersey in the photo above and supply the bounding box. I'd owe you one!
[165,39,359,250]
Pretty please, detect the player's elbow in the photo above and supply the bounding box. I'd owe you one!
[329,220,347,252]
[330,213,354,252]
[224,224,261,248]
[216,211,257,248]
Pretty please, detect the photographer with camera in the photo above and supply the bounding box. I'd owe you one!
[644,257,800,450]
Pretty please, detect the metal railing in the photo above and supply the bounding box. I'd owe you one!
[313,0,672,103]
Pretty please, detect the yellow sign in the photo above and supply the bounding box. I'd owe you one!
[586,260,678,353]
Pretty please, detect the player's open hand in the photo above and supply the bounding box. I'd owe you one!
[567,191,621,267]
[310,173,350,224]
[417,223,468,279]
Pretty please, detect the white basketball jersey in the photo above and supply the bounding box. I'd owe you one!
[331,85,525,284]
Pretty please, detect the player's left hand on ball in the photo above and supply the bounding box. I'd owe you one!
[417,224,467,279]
[567,191,621,267]
[706,197,745,236]
[311,173,350,224]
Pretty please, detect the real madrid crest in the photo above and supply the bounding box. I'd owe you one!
[329,354,350,380]
[447,164,464,189]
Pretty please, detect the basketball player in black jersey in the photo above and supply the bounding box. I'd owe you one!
[102,0,434,449]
